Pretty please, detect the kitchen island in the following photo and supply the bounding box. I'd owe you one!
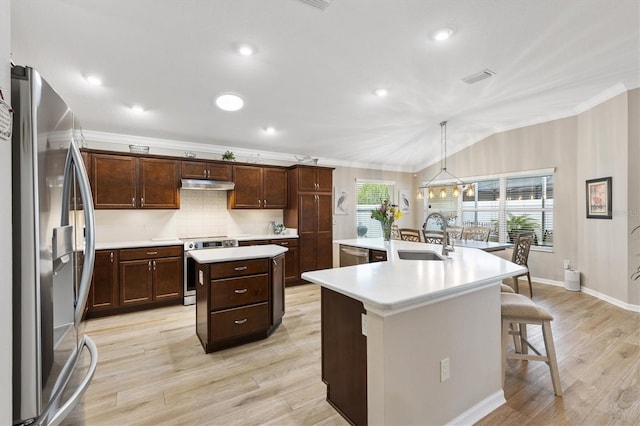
[189,245,288,353]
[302,239,526,425]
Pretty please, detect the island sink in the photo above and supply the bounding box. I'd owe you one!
[396,250,445,261]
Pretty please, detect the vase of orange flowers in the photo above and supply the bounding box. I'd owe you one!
[371,200,402,241]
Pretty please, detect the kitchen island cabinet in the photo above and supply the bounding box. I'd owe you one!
[190,245,288,353]
[303,239,527,426]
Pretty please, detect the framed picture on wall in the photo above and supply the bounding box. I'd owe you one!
[586,177,612,219]
[398,189,410,213]
[334,188,348,215]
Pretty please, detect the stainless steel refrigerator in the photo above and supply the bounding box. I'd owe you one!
[12,66,97,426]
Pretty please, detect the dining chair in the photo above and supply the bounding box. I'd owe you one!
[462,226,491,242]
[422,230,445,244]
[511,231,535,297]
[446,225,464,245]
[399,228,421,242]
[391,224,401,240]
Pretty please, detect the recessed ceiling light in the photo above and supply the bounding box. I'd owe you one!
[215,93,244,111]
[131,104,145,113]
[264,126,276,135]
[237,44,256,56]
[430,28,454,41]
[85,74,102,86]
[373,88,388,97]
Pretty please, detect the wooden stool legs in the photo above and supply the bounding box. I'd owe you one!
[502,317,563,397]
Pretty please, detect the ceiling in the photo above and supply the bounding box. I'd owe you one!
[10,0,640,171]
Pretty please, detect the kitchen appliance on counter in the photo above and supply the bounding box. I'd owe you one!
[12,66,98,425]
[182,237,239,305]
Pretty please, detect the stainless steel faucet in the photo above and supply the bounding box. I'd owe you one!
[425,212,454,256]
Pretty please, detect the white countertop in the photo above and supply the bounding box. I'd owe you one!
[232,234,298,241]
[188,244,288,263]
[95,238,183,250]
[302,239,526,316]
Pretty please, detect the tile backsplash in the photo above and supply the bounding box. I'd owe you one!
[93,190,284,243]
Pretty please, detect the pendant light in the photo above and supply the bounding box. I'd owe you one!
[420,121,473,198]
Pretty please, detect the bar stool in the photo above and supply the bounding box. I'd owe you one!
[501,292,563,397]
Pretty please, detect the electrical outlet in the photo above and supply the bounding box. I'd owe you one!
[440,358,450,382]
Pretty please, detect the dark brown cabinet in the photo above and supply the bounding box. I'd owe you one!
[195,256,283,353]
[87,250,119,312]
[90,152,180,209]
[369,249,388,262]
[181,160,231,180]
[119,245,183,307]
[229,165,287,209]
[240,238,299,286]
[284,166,334,279]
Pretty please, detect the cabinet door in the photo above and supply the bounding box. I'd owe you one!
[297,167,318,192]
[181,160,208,179]
[298,233,317,274]
[92,153,137,208]
[153,256,183,300]
[230,165,262,209]
[262,168,287,208]
[316,168,333,192]
[284,246,299,284]
[87,250,119,311]
[208,162,232,181]
[139,158,180,208]
[298,194,317,234]
[271,254,285,326]
[120,259,154,306]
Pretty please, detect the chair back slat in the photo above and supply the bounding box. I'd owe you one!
[399,228,421,242]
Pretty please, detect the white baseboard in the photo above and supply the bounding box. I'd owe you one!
[446,390,506,426]
[522,276,640,313]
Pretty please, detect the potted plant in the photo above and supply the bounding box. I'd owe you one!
[506,213,539,243]
[222,150,235,161]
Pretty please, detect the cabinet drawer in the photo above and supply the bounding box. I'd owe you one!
[119,245,182,261]
[271,238,298,248]
[210,274,269,310]
[211,258,269,279]
[369,249,387,262]
[210,302,269,342]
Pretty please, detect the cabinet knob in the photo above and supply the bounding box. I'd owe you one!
[153,260,157,271]
[148,261,152,270]
[234,288,248,294]
[280,242,288,245]
[234,266,248,271]
[234,318,248,325]
[132,197,136,207]
[146,251,158,255]
[141,197,145,207]
[110,252,114,262]
[264,199,267,207]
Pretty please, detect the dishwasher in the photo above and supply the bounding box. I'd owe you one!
[339,245,370,266]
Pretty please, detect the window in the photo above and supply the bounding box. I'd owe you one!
[356,180,395,238]
[427,171,554,248]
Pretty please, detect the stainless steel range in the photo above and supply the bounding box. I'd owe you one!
[182,237,239,305]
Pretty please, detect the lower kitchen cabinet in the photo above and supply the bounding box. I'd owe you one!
[86,245,183,318]
[87,250,119,312]
[239,238,299,286]
[195,255,285,353]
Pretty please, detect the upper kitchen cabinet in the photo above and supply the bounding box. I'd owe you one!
[89,151,180,209]
[228,165,287,209]
[181,160,231,181]
[297,165,333,193]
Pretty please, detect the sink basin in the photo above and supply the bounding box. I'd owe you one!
[397,250,445,261]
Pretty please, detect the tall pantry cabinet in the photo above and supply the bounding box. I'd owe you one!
[284,165,334,279]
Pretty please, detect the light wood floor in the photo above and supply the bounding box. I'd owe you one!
[65,283,639,425]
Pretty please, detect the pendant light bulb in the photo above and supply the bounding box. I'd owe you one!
[440,187,447,198]
[428,188,434,199]
[417,189,424,200]
[452,186,460,198]
[466,185,474,197]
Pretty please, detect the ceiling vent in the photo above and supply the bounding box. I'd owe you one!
[295,0,333,11]
[462,69,495,84]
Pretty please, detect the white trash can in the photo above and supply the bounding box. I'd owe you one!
[564,269,580,291]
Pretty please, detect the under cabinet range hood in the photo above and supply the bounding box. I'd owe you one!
[181,179,235,190]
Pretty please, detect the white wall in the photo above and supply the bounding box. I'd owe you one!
[332,165,417,239]
[576,91,631,304]
[1,0,12,423]
[627,89,640,305]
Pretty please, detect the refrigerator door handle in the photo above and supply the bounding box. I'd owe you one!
[69,139,96,326]
[46,335,99,426]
